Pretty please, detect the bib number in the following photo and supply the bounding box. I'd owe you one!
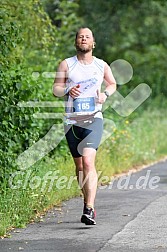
[73,97,95,112]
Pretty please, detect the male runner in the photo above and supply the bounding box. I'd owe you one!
[53,27,116,225]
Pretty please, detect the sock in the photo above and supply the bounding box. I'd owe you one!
[86,204,94,210]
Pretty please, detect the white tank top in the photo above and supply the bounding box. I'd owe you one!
[65,55,105,118]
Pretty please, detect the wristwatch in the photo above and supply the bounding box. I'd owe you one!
[104,90,110,98]
[64,87,72,95]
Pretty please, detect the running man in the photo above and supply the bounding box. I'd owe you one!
[53,27,116,225]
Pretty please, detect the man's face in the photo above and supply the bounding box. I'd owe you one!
[75,28,94,53]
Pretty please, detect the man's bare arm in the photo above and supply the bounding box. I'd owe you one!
[53,60,81,98]
[97,63,116,104]
[103,62,116,95]
[53,60,68,97]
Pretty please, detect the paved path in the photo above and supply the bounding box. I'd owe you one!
[1,159,167,252]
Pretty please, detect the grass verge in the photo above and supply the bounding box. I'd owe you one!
[96,107,167,176]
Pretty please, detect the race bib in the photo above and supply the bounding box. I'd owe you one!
[73,97,95,112]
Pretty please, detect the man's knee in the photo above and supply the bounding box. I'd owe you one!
[83,157,94,172]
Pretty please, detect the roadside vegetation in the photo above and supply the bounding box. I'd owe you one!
[0,0,167,236]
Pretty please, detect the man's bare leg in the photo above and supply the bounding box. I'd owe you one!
[82,148,97,208]
[73,157,86,202]
[73,148,97,208]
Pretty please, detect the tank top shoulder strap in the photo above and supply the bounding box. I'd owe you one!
[93,57,105,74]
[65,56,78,71]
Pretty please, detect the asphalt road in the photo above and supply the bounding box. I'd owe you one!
[1,159,167,252]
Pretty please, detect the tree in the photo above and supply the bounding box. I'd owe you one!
[78,0,167,97]
[42,0,82,60]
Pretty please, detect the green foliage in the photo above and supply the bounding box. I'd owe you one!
[0,3,22,66]
[1,0,56,69]
[78,0,167,98]
[43,0,82,59]
[97,106,167,176]
[0,66,41,182]
[0,0,56,184]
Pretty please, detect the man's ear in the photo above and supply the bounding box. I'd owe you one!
[93,42,96,48]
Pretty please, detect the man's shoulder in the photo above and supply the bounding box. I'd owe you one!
[64,55,77,68]
[65,55,77,63]
[93,56,106,69]
[65,55,76,60]
[58,56,77,71]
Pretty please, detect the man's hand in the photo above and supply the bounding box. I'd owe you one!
[96,90,107,104]
[69,84,81,98]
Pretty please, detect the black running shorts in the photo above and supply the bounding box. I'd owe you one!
[64,118,103,158]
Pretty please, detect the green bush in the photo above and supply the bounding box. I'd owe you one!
[0,1,54,184]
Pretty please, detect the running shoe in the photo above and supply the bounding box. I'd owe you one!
[81,206,96,225]
[83,202,96,217]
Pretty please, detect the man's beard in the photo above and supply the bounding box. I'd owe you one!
[76,44,92,53]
